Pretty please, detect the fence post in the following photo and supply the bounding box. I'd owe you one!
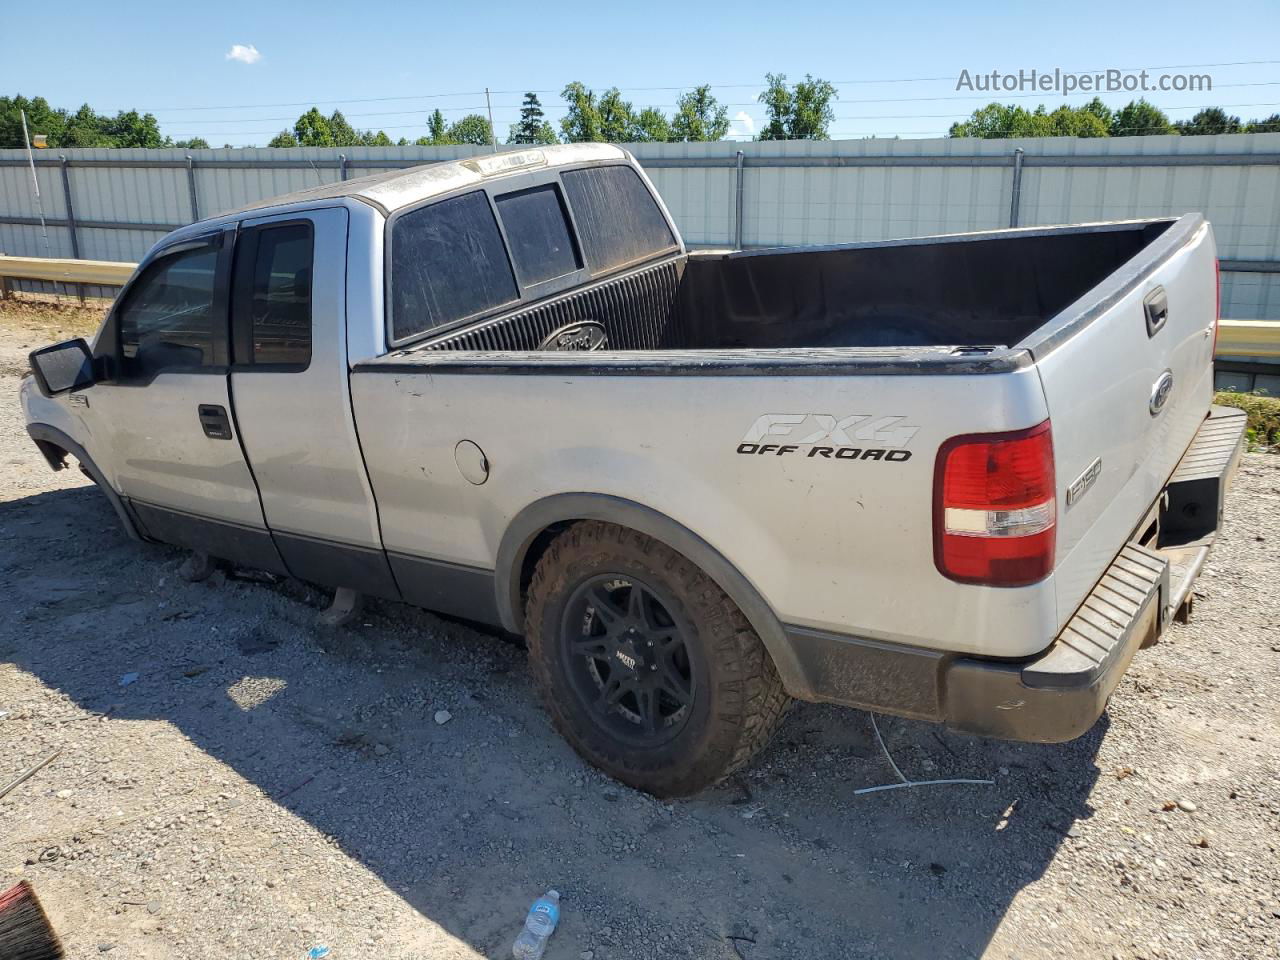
[339,154,348,181]
[58,157,81,260]
[1009,147,1025,228]
[734,150,745,249]
[185,156,200,223]
[59,156,85,302]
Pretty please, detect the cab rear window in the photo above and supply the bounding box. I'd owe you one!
[390,190,518,342]
[494,184,582,287]
[561,165,676,274]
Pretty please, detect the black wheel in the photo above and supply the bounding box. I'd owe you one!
[526,521,789,797]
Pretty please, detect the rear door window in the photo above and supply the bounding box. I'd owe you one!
[494,184,581,287]
[390,190,518,342]
[561,165,677,274]
[232,221,313,367]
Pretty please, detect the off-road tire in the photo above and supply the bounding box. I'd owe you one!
[525,520,789,797]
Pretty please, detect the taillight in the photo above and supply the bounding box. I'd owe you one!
[933,421,1056,587]
[1213,258,1221,357]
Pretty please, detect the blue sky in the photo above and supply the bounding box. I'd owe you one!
[7,0,1279,146]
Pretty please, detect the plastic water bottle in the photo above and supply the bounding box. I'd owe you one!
[512,889,560,959]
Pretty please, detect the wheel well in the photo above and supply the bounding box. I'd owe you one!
[516,521,572,626]
[499,504,809,703]
[25,423,144,543]
[31,438,68,471]
[495,495,807,698]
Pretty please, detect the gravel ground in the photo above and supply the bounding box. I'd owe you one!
[1,299,1278,960]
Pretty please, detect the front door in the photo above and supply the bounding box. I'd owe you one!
[85,229,283,572]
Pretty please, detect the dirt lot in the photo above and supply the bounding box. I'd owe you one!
[1,297,1278,960]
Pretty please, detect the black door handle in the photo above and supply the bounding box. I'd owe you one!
[197,404,233,440]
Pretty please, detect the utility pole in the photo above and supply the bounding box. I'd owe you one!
[485,88,497,153]
[20,110,52,258]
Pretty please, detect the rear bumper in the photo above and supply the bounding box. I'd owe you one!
[784,404,1248,743]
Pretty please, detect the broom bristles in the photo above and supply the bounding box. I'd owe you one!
[0,881,65,960]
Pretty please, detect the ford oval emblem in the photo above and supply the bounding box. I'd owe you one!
[1149,369,1175,416]
[539,321,607,351]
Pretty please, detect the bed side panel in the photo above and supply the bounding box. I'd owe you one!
[349,365,1057,659]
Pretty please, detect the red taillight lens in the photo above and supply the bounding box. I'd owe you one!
[934,421,1056,587]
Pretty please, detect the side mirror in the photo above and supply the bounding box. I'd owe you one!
[28,338,96,397]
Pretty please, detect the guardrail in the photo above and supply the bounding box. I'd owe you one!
[1,254,1277,359]
[1215,320,1280,359]
[0,254,135,288]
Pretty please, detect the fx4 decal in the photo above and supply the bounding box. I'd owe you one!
[737,414,920,462]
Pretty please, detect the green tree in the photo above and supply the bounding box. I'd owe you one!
[447,113,493,146]
[1245,113,1280,133]
[1110,99,1175,136]
[1,96,68,148]
[631,107,672,143]
[61,104,113,147]
[950,103,1025,137]
[293,108,335,146]
[598,88,636,143]
[3,96,175,148]
[1176,107,1242,135]
[417,109,453,145]
[756,74,837,140]
[327,110,362,147]
[788,75,836,139]
[757,73,792,141]
[508,92,558,144]
[950,102,1105,138]
[268,130,299,147]
[1047,104,1108,137]
[173,137,210,149]
[362,130,394,146]
[671,85,729,142]
[1081,97,1113,130]
[101,110,167,148]
[560,81,603,143]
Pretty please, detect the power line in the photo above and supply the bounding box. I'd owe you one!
[163,83,1280,140]
[167,99,1280,131]
[136,59,1280,115]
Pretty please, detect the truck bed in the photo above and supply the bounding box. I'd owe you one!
[410,219,1177,356]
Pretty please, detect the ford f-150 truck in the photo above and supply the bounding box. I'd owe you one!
[21,143,1245,796]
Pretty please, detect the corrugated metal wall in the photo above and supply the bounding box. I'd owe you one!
[2,135,1278,319]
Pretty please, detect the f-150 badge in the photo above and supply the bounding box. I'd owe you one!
[1066,457,1103,507]
[737,414,919,461]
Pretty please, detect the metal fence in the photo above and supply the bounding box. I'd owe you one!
[2,134,1279,320]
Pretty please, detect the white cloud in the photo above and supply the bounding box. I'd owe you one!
[728,110,755,138]
[225,44,262,65]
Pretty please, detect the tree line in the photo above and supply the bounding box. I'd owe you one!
[0,95,211,149]
[266,76,838,148]
[949,98,1280,138]
[5,84,1279,150]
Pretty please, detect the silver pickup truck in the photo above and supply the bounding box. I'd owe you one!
[22,144,1246,796]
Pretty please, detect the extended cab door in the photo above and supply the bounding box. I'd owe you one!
[226,207,397,598]
[85,230,285,572]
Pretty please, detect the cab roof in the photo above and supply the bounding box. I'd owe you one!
[224,143,628,218]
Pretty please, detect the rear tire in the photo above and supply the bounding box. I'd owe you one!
[525,521,789,797]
